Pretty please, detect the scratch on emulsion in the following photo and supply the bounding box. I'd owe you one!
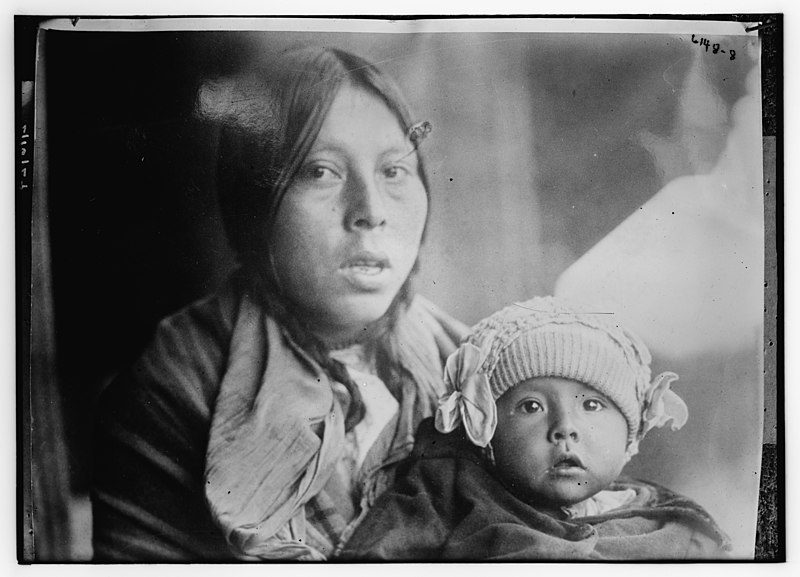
[661,56,689,94]
[513,303,615,315]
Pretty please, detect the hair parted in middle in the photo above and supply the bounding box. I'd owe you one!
[208,46,433,430]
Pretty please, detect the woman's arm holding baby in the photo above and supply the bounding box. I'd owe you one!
[337,420,480,560]
[337,461,455,559]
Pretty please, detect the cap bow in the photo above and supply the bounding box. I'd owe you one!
[434,341,497,447]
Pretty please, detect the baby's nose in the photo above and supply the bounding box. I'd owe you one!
[548,413,580,443]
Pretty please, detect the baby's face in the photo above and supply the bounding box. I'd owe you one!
[491,377,629,508]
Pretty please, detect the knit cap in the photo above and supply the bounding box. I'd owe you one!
[435,296,688,455]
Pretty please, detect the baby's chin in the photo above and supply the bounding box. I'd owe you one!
[523,486,600,510]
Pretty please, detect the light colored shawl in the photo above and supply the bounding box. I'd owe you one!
[204,291,465,559]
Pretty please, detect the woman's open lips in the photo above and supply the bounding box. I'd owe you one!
[339,252,391,289]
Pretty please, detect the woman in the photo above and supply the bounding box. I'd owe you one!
[91,47,467,560]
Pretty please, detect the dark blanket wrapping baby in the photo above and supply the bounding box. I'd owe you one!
[339,419,730,560]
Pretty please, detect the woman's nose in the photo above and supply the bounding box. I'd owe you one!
[548,411,580,444]
[345,173,387,231]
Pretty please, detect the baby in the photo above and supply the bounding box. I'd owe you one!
[339,296,730,560]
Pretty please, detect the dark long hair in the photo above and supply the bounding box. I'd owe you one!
[215,47,431,430]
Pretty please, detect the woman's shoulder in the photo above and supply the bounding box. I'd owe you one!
[150,274,244,356]
[104,274,247,416]
[408,295,469,345]
[92,276,250,561]
[402,295,469,373]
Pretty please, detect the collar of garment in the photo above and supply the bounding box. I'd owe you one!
[561,488,638,519]
[330,345,399,471]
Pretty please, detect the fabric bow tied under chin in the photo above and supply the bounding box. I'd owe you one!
[435,342,497,447]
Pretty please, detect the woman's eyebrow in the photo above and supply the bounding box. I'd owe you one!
[308,138,409,154]
[384,144,417,159]
[305,138,418,164]
[388,144,420,163]
[305,140,346,156]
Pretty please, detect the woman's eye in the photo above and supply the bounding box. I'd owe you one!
[519,400,543,414]
[583,399,605,412]
[382,164,409,181]
[298,164,340,184]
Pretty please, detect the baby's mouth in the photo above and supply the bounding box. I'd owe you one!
[551,455,585,470]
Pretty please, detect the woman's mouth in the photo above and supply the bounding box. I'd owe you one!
[345,261,386,275]
[339,252,391,289]
[342,252,390,272]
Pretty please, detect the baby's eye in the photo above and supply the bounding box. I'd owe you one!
[519,400,544,414]
[583,399,605,412]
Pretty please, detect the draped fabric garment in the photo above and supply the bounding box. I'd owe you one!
[338,419,732,560]
[91,274,466,560]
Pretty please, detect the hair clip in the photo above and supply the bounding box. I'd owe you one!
[408,121,432,147]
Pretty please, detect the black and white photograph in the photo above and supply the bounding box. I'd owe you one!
[18,14,778,563]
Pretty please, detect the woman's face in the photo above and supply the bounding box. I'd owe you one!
[491,377,629,508]
[270,84,428,343]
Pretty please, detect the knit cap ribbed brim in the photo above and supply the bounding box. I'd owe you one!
[465,296,653,445]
